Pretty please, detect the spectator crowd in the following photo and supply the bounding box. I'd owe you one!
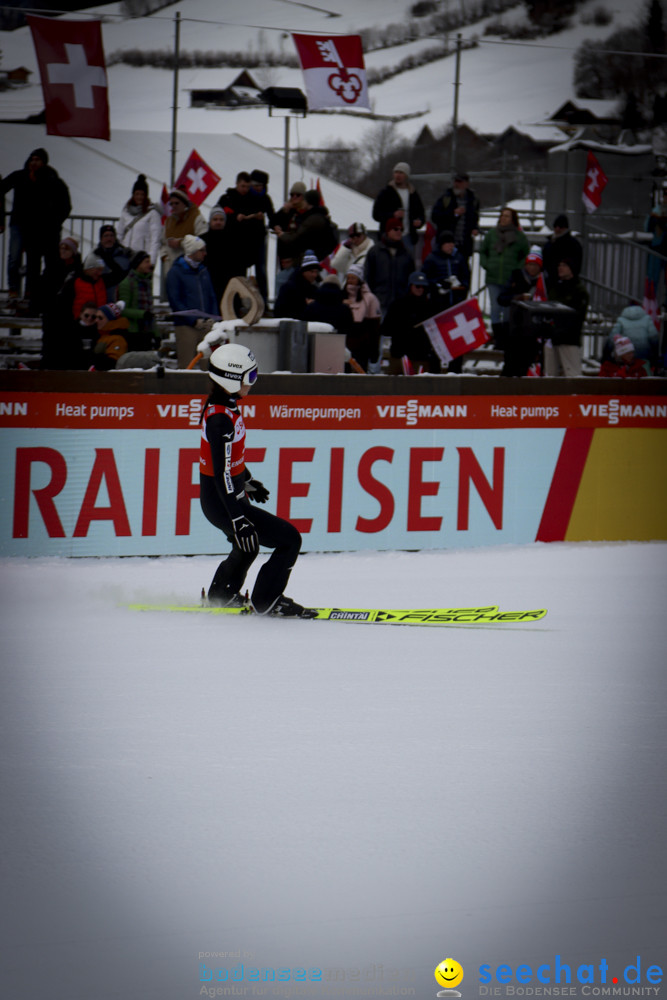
[0,148,663,377]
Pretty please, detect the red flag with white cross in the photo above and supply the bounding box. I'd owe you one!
[28,15,110,140]
[174,150,221,207]
[422,298,489,364]
[582,151,608,213]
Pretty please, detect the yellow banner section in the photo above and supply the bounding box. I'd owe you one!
[567,429,667,541]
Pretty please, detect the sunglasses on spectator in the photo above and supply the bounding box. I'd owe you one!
[81,312,97,320]
[389,226,402,232]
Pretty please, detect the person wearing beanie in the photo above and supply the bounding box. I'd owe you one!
[166,235,219,368]
[331,221,374,285]
[599,333,651,378]
[422,230,470,309]
[496,244,548,376]
[381,269,441,374]
[161,186,207,277]
[117,252,156,351]
[274,248,323,320]
[117,173,163,273]
[602,301,659,369]
[72,254,107,319]
[202,207,240,306]
[542,213,583,284]
[364,215,413,322]
[341,260,382,371]
[431,170,480,263]
[0,148,71,315]
[90,300,130,370]
[372,161,425,254]
[94,223,132,298]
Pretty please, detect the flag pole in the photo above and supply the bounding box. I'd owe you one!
[170,10,181,188]
[450,33,462,175]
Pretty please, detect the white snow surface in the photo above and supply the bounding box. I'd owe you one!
[1,541,666,998]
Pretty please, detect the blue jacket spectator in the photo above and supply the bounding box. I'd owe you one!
[602,303,659,367]
[421,231,470,309]
[166,235,219,368]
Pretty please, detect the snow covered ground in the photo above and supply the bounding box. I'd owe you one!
[1,541,665,999]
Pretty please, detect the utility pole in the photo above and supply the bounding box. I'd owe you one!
[450,33,462,175]
[169,10,181,188]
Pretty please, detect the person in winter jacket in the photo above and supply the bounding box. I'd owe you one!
[304,275,354,339]
[116,174,163,273]
[276,189,338,264]
[40,237,83,369]
[602,303,659,368]
[161,188,207,276]
[364,218,413,319]
[421,230,470,308]
[480,207,530,345]
[202,207,242,308]
[342,262,382,372]
[542,214,583,283]
[430,171,480,262]
[599,334,652,378]
[247,169,276,305]
[498,248,547,376]
[72,253,107,319]
[331,222,374,285]
[94,224,132,299]
[383,271,440,374]
[0,148,71,314]
[273,249,322,320]
[166,235,219,368]
[544,259,589,377]
[117,251,155,351]
[372,162,425,251]
[217,171,271,281]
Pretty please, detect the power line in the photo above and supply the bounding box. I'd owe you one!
[480,38,667,59]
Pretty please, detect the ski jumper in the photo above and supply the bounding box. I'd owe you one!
[199,392,302,613]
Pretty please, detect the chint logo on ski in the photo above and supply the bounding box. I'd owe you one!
[330,610,371,620]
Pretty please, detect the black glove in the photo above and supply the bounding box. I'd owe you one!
[231,515,258,553]
[245,478,269,503]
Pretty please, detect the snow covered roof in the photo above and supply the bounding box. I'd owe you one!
[0,123,374,227]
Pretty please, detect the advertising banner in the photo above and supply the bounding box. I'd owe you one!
[1,393,665,556]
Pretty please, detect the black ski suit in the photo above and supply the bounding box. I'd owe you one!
[199,389,302,613]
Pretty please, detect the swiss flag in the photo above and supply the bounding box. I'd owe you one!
[174,150,221,207]
[292,34,370,110]
[28,15,110,140]
[422,298,489,364]
[582,151,608,213]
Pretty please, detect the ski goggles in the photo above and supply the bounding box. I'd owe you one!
[244,366,258,386]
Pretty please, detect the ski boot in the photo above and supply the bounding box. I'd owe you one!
[202,586,250,610]
[268,595,318,619]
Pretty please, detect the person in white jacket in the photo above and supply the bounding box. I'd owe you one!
[116,174,163,272]
[331,222,374,286]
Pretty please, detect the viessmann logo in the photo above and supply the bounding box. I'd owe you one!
[376,399,468,426]
[579,400,667,426]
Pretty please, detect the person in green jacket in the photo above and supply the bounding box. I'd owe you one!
[117,251,155,351]
[480,207,530,348]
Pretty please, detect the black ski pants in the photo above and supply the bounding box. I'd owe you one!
[200,476,302,613]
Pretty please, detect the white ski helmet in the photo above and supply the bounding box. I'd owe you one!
[208,343,258,394]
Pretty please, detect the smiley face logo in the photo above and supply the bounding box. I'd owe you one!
[435,958,464,990]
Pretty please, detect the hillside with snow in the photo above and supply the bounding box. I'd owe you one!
[0,0,650,219]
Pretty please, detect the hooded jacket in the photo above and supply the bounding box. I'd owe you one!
[603,305,659,363]
[0,150,71,230]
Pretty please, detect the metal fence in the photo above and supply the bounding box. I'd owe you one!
[1,214,665,363]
